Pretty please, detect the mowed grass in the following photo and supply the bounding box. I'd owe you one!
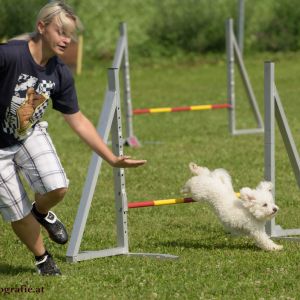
[1,52,300,299]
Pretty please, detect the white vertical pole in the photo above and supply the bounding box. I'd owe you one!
[226,19,235,135]
[120,23,134,142]
[237,0,245,55]
[264,61,275,236]
[110,67,129,251]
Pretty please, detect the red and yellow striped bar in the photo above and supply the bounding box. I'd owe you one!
[128,197,195,209]
[128,192,240,209]
[133,103,232,115]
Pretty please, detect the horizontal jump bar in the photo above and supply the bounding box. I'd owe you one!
[133,103,232,115]
[128,198,195,208]
[128,192,241,209]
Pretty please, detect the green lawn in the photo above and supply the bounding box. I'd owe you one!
[1,52,300,299]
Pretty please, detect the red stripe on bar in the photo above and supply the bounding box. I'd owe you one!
[182,198,195,203]
[171,106,192,112]
[211,103,232,109]
[133,108,151,115]
[128,201,154,208]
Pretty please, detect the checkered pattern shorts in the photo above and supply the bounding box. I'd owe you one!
[0,121,69,222]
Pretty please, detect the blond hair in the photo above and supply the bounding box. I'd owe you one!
[35,1,83,40]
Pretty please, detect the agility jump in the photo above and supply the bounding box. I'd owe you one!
[112,20,264,147]
[66,60,300,263]
[66,20,267,263]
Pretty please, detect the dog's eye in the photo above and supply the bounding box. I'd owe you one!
[262,203,268,207]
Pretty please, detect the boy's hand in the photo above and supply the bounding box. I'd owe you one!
[111,156,147,168]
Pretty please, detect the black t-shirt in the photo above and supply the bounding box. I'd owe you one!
[0,40,79,148]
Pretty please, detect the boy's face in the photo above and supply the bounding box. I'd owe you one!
[38,16,75,56]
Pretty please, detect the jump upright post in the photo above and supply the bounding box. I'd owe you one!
[264,61,300,240]
[66,68,178,262]
[66,68,130,262]
[226,18,264,135]
[112,23,140,147]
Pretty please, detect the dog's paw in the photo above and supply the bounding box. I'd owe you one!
[189,162,200,175]
[188,162,210,176]
[262,243,283,251]
[271,244,283,251]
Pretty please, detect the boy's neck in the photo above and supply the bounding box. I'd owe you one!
[28,37,53,67]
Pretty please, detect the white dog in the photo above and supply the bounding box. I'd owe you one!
[181,162,283,251]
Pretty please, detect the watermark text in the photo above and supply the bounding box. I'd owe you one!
[1,285,44,295]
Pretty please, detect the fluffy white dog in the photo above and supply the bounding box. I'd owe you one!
[181,162,283,251]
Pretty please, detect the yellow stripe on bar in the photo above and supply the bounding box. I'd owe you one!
[149,107,172,113]
[154,198,186,206]
[154,193,240,206]
[190,105,212,111]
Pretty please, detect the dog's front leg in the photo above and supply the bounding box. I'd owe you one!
[250,231,283,251]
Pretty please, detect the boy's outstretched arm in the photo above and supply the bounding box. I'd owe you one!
[63,111,147,168]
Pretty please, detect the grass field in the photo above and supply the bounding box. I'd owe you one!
[1,52,300,299]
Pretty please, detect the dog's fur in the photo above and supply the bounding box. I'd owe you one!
[181,162,283,251]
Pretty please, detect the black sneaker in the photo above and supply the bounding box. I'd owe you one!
[36,254,61,276]
[32,209,68,245]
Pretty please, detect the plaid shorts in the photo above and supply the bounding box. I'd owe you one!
[0,121,69,222]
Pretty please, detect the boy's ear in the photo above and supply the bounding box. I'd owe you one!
[37,20,46,35]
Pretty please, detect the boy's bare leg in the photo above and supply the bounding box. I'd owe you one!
[11,213,45,256]
[12,213,61,275]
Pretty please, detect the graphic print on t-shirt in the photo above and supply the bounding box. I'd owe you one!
[3,73,55,139]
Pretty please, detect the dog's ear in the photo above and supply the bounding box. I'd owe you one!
[257,181,273,192]
[240,187,257,209]
[240,187,256,207]
[189,162,200,175]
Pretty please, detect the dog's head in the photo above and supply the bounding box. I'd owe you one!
[240,181,279,221]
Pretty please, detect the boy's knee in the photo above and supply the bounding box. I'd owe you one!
[38,187,68,202]
[51,187,68,200]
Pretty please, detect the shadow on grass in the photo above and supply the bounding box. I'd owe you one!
[158,239,259,251]
[0,263,33,275]
[156,227,259,251]
[154,223,261,251]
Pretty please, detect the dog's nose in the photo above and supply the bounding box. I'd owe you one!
[273,207,278,213]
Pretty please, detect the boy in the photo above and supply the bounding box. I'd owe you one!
[0,1,146,275]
